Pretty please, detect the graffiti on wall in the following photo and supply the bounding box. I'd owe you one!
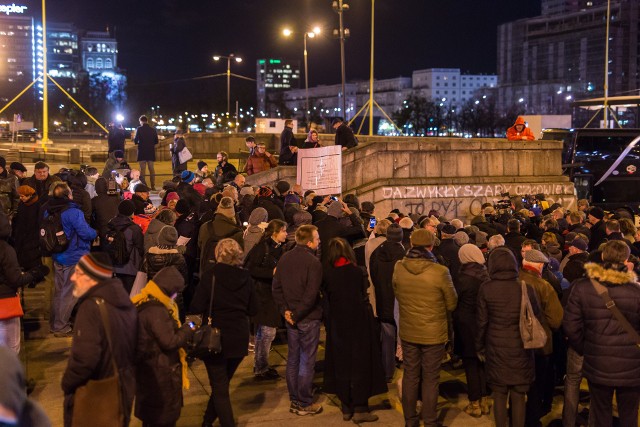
[380,183,576,218]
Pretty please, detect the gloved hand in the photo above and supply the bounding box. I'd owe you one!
[27,265,50,287]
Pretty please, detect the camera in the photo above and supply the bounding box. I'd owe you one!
[330,196,338,202]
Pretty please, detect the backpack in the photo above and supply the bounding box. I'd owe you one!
[40,210,69,253]
[105,223,131,265]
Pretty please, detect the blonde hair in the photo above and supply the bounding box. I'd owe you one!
[215,238,243,266]
[542,232,558,245]
[374,219,392,235]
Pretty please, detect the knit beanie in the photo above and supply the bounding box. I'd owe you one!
[386,223,404,243]
[153,266,185,295]
[118,200,135,217]
[77,253,113,282]
[180,170,195,184]
[399,217,414,230]
[275,180,290,195]
[292,210,312,226]
[327,201,343,218]
[410,229,435,247]
[197,160,207,171]
[458,243,485,265]
[216,196,235,219]
[17,185,35,197]
[166,191,180,202]
[158,226,179,247]
[454,231,470,246]
[248,207,268,225]
[175,199,190,215]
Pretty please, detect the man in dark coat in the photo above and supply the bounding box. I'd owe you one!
[108,200,144,293]
[433,224,462,281]
[369,224,405,382]
[272,225,323,415]
[587,206,606,252]
[107,122,127,156]
[197,197,244,276]
[278,119,299,165]
[332,118,357,150]
[564,240,640,427]
[90,177,120,247]
[253,186,285,222]
[133,115,159,190]
[24,161,60,201]
[504,218,527,262]
[131,184,151,215]
[562,238,589,286]
[315,200,364,264]
[176,170,203,212]
[566,211,591,241]
[61,253,137,427]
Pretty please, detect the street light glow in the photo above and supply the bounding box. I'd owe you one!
[213,55,220,61]
[307,32,316,38]
[115,113,124,122]
[235,57,242,63]
[282,28,292,37]
[313,26,321,35]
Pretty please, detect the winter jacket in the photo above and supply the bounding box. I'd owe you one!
[0,172,18,219]
[176,182,202,212]
[197,213,244,255]
[134,299,193,424]
[364,235,387,273]
[543,242,563,263]
[334,123,357,149]
[144,219,170,252]
[393,249,458,345]
[254,197,284,222]
[242,225,264,259]
[45,198,97,267]
[272,245,323,323]
[519,267,563,355]
[91,178,120,242]
[476,247,539,386]
[433,238,461,282]
[24,173,61,201]
[453,262,490,358]
[244,238,285,327]
[170,136,188,174]
[11,197,42,269]
[108,214,144,276]
[504,231,527,261]
[245,151,277,176]
[568,222,591,241]
[588,220,607,253]
[506,116,535,141]
[563,252,589,285]
[0,347,51,427]
[134,123,159,161]
[316,214,365,264]
[563,263,640,387]
[191,262,258,359]
[278,127,298,165]
[369,241,405,322]
[0,213,37,301]
[107,126,127,154]
[101,158,128,180]
[141,247,188,283]
[213,162,237,186]
[174,210,199,259]
[61,278,137,425]
[131,194,149,215]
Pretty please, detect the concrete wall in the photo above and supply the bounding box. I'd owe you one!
[246,136,575,221]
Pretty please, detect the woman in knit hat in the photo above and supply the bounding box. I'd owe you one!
[453,243,492,417]
[195,160,211,182]
[132,266,195,426]
[242,207,268,258]
[11,185,42,270]
[141,226,188,290]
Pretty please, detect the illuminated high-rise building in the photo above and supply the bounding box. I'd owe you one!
[256,58,300,117]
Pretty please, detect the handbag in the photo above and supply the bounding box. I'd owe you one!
[189,274,222,359]
[178,146,193,164]
[519,280,547,349]
[591,279,640,348]
[0,295,24,320]
[129,271,148,298]
[72,298,125,427]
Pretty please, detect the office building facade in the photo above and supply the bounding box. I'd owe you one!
[256,58,301,117]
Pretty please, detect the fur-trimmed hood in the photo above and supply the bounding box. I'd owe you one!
[585,262,638,285]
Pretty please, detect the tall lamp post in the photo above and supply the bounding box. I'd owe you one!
[332,0,350,118]
[213,54,242,119]
[283,26,321,115]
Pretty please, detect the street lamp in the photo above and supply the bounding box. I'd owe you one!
[213,54,243,119]
[283,26,321,115]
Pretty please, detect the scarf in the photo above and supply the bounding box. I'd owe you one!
[131,280,189,389]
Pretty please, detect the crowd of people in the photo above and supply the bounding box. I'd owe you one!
[1,131,640,427]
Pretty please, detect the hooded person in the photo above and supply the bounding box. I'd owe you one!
[131,266,195,426]
[453,244,491,416]
[243,207,268,258]
[197,196,244,275]
[506,116,535,141]
[141,226,189,287]
[301,129,321,149]
[0,346,51,426]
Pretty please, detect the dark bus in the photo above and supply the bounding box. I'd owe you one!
[542,128,640,213]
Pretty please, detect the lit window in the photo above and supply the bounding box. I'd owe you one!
[86,58,94,68]
[105,58,112,68]
[96,58,103,69]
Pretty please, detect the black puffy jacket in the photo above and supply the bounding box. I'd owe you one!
[141,247,188,283]
[91,178,120,241]
[369,241,405,323]
[476,247,540,386]
[563,262,640,387]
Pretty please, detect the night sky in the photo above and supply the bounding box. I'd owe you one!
[39,0,541,113]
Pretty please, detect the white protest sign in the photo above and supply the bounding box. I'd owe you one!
[296,145,342,196]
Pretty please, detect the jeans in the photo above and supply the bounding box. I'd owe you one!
[588,381,640,427]
[138,160,156,189]
[285,319,321,407]
[463,357,487,402]
[563,347,584,427]
[493,384,528,427]
[203,356,243,427]
[380,321,396,381]
[52,263,77,333]
[400,340,445,427]
[0,316,21,353]
[254,325,277,374]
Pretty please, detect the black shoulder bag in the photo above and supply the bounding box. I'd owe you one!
[190,274,222,358]
[591,279,640,348]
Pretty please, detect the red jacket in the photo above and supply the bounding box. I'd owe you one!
[506,116,535,141]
